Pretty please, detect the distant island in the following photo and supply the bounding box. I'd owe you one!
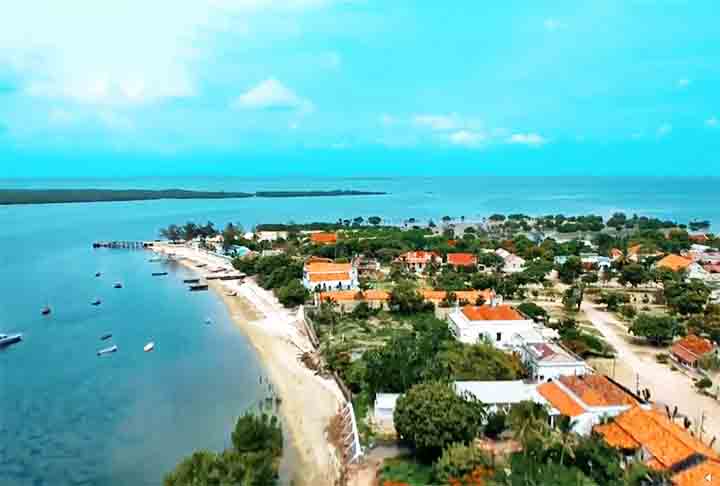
[0,188,387,205]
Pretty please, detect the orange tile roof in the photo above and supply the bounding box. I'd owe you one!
[672,334,716,358]
[305,262,353,273]
[628,244,642,255]
[310,232,338,244]
[420,289,494,303]
[594,422,640,449]
[309,272,351,282]
[558,375,638,408]
[319,290,389,302]
[595,407,719,471]
[306,256,333,263]
[689,234,710,243]
[657,254,694,272]
[537,382,586,417]
[447,253,477,266]
[610,248,624,258]
[673,459,720,486]
[461,305,524,321]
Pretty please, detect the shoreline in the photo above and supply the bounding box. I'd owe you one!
[152,243,344,485]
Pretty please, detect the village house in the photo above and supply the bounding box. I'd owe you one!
[352,254,381,278]
[447,304,542,350]
[394,250,442,273]
[594,406,720,486]
[537,374,647,435]
[656,254,694,272]
[302,258,358,291]
[670,334,718,369]
[446,252,477,269]
[317,289,390,309]
[521,342,590,382]
[495,248,526,273]
[256,230,289,242]
[422,289,496,306]
[309,232,338,245]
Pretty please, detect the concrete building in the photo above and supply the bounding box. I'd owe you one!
[447,304,537,350]
[521,342,590,382]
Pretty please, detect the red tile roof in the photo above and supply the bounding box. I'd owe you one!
[558,375,638,408]
[461,305,523,321]
[421,289,494,303]
[310,232,338,244]
[689,234,710,243]
[320,290,389,302]
[705,264,720,274]
[396,251,440,264]
[305,262,352,273]
[309,272,350,282]
[671,334,716,365]
[673,458,720,486]
[447,253,477,266]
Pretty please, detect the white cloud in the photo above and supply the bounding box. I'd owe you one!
[544,18,566,31]
[0,1,334,107]
[657,123,672,137]
[413,114,460,131]
[677,78,691,88]
[706,117,718,127]
[508,133,547,146]
[449,130,485,147]
[233,78,313,112]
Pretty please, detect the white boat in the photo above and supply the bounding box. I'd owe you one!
[0,333,22,347]
[143,342,155,352]
[97,345,117,356]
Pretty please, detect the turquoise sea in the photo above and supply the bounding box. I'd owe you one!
[1,176,719,485]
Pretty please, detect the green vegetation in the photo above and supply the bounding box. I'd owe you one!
[164,413,282,486]
[394,382,486,461]
[233,255,308,308]
[0,188,386,205]
[629,313,681,345]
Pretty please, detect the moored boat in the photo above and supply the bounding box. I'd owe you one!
[151,272,168,277]
[41,306,51,316]
[97,345,118,356]
[143,342,155,352]
[0,333,23,348]
[91,298,102,306]
[113,282,123,289]
[100,333,112,341]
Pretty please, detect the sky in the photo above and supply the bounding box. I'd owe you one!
[1,0,719,177]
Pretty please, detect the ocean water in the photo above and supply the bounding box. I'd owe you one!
[1,176,719,485]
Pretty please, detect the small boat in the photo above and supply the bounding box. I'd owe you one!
[143,342,155,352]
[113,282,123,289]
[204,318,212,325]
[0,333,23,348]
[100,333,112,341]
[41,306,51,316]
[195,263,207,268]
[97,345,118,356]
[148,257,162,263]
[189,284,209,292]
[226,291,237,297]
[151,272,168,277]
[183,278,200,284]
[95,272,102,277]
[91,298,102,306]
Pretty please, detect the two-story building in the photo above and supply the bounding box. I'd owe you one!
[302,258,358,291]
[447,304,537,350]
[521,342,590,382]
[394,251,442,273]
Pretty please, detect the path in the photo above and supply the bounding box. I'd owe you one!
[582,302,720,447]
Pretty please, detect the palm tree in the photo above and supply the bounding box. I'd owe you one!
[508,401,550,454]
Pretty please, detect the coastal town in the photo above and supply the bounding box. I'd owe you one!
[154,213,720,485]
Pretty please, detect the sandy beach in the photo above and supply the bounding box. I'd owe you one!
[152,243,344,485]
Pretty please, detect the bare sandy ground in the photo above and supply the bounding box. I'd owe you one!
[153,243,344,485]
[582,302,720,448]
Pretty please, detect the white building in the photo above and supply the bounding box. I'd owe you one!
[256,230,288,242]
[454,381,547,414]
[447,304,538,350]
[521,342,590,382]
[495,248,525,273]
[302,260,358,291]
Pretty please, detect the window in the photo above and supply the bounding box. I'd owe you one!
[496,332,502,342]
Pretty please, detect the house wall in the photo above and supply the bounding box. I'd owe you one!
[448,312,535,349]
[528,361,589,382]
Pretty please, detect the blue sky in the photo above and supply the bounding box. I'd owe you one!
[1,0,719,177]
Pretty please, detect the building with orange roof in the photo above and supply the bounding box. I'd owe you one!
[610,248,624,261]
[594,406,720,484]
[317,289,390,309]
[670,334,717,368]
[302,259,358,291]
[656,254,694,272]
[309,232,338,245]
[447,303,545,349]
[537,374,646,435]
[421,289,495,305]
[446,252,477,268]
[394,250,441,273]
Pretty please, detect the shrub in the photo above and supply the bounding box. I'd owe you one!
[434,442,490,484]
[696,377,713,391]
[655,353,669,364]
[483,411,507,439]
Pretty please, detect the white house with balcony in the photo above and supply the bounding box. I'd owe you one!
[302,259,358,292]
[521,342,590,382]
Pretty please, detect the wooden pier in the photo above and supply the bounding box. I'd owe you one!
[93,241,153,249]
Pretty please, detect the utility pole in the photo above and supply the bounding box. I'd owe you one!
[635,373,640,395]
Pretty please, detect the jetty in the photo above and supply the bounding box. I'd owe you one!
[93,241,153,249]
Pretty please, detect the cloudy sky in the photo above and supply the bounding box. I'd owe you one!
[1,1,719,177]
